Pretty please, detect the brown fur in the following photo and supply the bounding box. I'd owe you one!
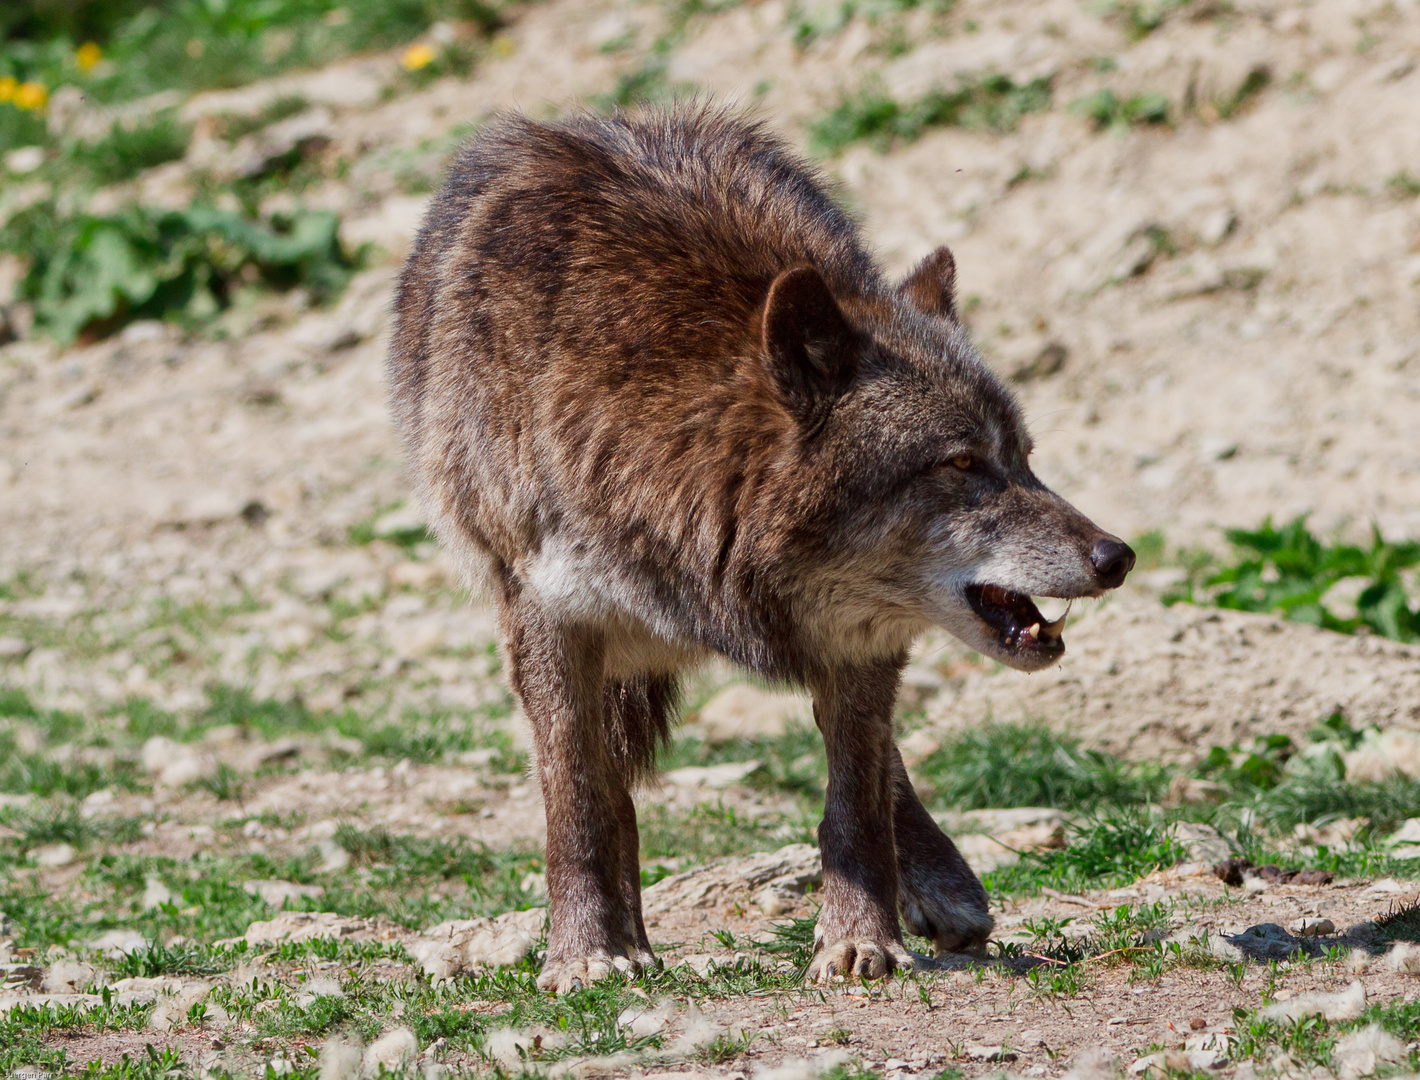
[389,106,1132,988]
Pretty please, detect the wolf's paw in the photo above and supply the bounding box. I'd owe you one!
[900,883,993,956]
[807,936,916,982]
[536,950,646,993]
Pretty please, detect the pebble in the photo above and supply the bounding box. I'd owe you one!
[1288,916,1336,937]
[32,843,78,868]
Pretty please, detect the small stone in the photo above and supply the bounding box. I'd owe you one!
[0,636,32,660]
[32,842,78,868]
[1171,821,1231,864]
[89,929,150,956]
[141,877,174,910]
[4,146,45,174]
[662,761,762,789]
[1189,1017,1207,1031]
[243,880,326,908]
[965,1044,1016,1062]
[1289,917,1336,937]
[318,839,351,873]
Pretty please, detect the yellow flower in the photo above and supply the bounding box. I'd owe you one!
[14,82,47,111]
[401,42,436,71]
[0,76,16,103]
[76,41,102,72]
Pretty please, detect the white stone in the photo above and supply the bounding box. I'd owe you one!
[318,839,351,873]
[32,843,78,868]
[4,146,44,174]
[243,880,326,908]
[1388,818,1420,845]
[662,761,762,789]
[372,504,427,538]
[141,877,174,910]
[1170,822,1232,864]
[89,929,150,956]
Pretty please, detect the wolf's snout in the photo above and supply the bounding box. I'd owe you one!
[1089,537,1135,589]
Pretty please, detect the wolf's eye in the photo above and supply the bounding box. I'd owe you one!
[951,454,974,470]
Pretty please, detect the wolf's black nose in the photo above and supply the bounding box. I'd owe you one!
[1090,537,1135,589]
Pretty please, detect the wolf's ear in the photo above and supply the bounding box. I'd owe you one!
[761,265,856,427]
[899,245,958,321]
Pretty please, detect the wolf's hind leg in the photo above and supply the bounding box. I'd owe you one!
[499,596,646,993]
[892,748,993,955]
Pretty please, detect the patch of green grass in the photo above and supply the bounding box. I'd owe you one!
[1212,64,1270,120]
[1389,171,1420,198]
[809,73,1052,154]
[913,721,1168,812]
[983,810,1184,896]
[591,59,697,111]
[1095,0,1194,39]
[790,0,953,48]
[1070,87,1169,131]
[0,1,519,111]
[1372,898,1420,944]
[60,110,192,184]
[0,828,545,951]
[347,504,435,549]
[0,199,356,343]
[1165,515,1420,643]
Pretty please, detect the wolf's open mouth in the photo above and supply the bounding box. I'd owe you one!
[965,584,1068,658]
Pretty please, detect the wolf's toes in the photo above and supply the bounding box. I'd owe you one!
[538,949,651,993]
[537,955,608,993]
[807,938,916,983]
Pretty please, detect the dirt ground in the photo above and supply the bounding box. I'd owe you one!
[3,0,1420,1075]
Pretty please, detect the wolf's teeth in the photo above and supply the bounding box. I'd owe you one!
[1026,622,1041,640]
[1040,613,1067,639]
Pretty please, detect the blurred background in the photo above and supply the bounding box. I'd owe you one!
[1,1,1420,1070]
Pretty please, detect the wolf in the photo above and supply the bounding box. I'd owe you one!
[388,106,1134,991]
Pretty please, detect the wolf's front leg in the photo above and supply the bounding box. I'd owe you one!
[808,661,915,982]
[499,599,644,993]
[891,748,994,955]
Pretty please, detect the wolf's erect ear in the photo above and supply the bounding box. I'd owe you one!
[761,265,856,427]
[899,245,958,321]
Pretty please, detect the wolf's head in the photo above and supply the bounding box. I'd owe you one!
[762,250,1134,671]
